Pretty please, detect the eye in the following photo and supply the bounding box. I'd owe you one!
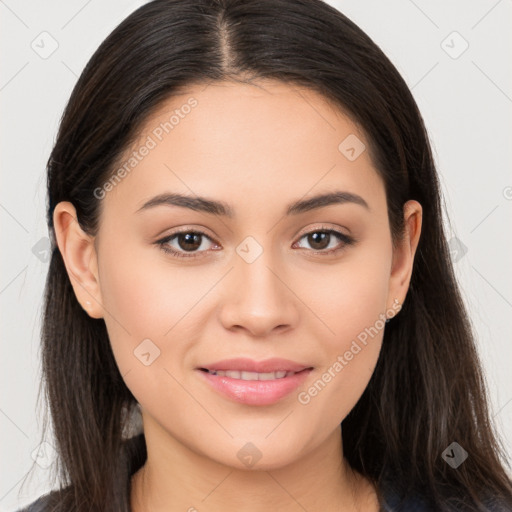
[155,226,356,259]
[292,227,355,256]
[156,229,219,259]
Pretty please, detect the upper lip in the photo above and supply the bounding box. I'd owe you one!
[198,358,313,373]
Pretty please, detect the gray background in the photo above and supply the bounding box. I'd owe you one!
[1,0,511,510]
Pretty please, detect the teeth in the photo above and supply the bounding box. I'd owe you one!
[207,369,296,380]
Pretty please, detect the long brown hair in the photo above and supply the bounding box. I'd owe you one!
[20,0,512,510]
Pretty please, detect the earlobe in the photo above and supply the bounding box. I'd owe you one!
[387,200,423,310]
[53,201,104,319]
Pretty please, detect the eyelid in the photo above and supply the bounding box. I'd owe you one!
[294,222,351,239]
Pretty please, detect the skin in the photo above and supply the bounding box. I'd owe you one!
[53,80,422,512]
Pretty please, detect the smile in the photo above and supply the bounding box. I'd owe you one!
[200,369,298,380]
[196,367,313,406]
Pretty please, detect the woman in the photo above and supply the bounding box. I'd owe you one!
[16,0,512,510]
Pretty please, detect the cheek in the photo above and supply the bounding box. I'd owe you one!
[96,240,215,381]
[299,250,390,415]
[98,238,207,335]
[309,248,391,347]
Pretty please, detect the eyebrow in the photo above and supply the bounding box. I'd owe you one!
[135,190,370,217]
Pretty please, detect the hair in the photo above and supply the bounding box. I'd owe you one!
[19,0,512,511]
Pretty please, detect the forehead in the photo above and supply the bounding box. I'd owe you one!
[102,80,385,220]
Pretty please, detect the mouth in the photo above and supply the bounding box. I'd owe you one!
[196,366,314,406]
[198,368,312,380]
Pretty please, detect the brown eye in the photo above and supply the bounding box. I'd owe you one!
[294,229,355,255]
[176,232,202,252]
[157,230,217,258]
[305,231,331,250]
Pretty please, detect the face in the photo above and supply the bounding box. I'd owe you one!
[55,79,421,471]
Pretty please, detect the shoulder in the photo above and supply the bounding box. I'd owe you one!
[12,435,145,512]
[380,487,431,511]
[14,490,61,512]
[380,482,512,511]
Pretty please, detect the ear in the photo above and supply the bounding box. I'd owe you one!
[386,200,422,313]
[53,201,104,319]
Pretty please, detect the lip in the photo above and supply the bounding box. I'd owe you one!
[195,358,314,406]
[197,357,311,373]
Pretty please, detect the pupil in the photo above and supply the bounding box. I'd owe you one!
[179,233,201,251]
[309,232,329,250]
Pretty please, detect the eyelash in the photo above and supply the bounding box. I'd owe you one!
[155,226,356,260]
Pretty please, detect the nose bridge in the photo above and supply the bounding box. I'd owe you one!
[219,234,297,335]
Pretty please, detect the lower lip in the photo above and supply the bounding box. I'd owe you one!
[196,368,313,406]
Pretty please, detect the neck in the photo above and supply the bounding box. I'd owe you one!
[130,418,378,512]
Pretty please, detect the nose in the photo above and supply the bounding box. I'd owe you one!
[218,249,299,338]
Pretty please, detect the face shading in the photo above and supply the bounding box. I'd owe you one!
[57,79,421,475]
